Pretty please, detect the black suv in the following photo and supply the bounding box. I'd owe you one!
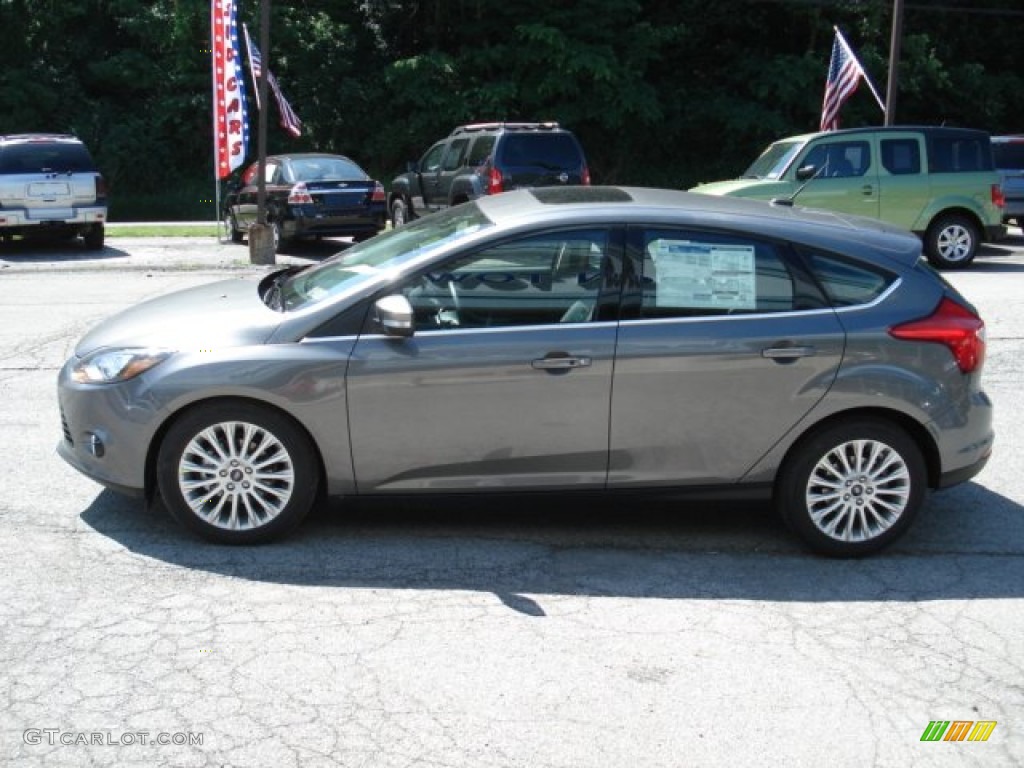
[0,134,107,249]
[388,122,590,226]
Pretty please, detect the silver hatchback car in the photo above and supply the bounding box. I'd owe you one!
[57,187,993,556]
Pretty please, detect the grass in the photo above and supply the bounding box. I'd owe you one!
[106,224,221,238]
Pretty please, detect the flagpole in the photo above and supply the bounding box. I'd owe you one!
[835,26,886,116]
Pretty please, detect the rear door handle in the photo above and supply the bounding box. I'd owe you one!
[762,345,816,360]
[531,355,592,370]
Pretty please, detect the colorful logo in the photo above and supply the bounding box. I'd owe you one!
[920,720,997,742]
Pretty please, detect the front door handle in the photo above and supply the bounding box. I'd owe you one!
[531,354,592,371]
[762,345,816,360]
[862,184,874,196]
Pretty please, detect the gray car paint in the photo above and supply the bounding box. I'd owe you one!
[57,187,992,507]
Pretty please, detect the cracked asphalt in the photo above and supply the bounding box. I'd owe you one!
[1,232,1023,767]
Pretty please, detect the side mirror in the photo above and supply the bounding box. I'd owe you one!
[406,160,419,173]
[795,164,817,182]
[374,295,414,338]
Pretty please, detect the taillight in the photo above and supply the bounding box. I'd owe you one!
[487,167,503,195]
[889,297,986,374]
[992,183,1005,209]
[371,181,385,202]
[287,182,313,205]
[95,175,108,200]
[581,164,591,186]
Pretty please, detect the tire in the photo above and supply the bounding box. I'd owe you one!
[776,419,926,557]
[924,213,978,269]
[272,219,289,253]
[391,198,410,228]
[225,210,243,243]
[156,401,319,544]
[82,223,105,251]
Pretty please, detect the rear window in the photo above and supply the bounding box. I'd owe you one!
[0,142,96,174]
[498,133,583,169]
[992,140,1024,170]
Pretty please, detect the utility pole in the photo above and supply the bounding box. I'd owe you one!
[248,0,275,264]
[884,0,905,126]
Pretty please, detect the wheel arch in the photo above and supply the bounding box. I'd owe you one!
[144,394,328,504]
[775,407,942,493]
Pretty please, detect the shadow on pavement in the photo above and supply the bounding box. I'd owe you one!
[80,481,1024,611]
[0,239,130,263]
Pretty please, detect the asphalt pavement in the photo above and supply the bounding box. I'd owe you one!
[1,229,1023,767]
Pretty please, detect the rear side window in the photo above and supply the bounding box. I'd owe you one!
[467,136,496,166]
[637,230,798,318]
[929,136,992,173]
[498,134,583,169]
[803,250,895,307]
[0,142,95,173]
[880,139,921,175]
[992,140,1024,170]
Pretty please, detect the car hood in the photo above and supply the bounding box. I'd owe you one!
[690,178,792,198]
[74,277,282,357]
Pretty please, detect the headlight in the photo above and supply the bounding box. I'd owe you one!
[72,348,174,384]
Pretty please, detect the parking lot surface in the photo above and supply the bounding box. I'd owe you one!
[1,232,1023,767]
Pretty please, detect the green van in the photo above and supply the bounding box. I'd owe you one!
[692,126,1006,268]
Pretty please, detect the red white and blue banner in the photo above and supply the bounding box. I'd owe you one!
[211,0,249,179]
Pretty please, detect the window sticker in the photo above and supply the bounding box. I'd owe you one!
[649,240,756,310]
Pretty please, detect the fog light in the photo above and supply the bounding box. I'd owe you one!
[86,432,105,458]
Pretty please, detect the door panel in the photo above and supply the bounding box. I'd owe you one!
[346,227,621,493]
[609,226,844,487]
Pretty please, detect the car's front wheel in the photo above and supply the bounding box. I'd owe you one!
[776,419,926,557]
[925,213,979,269]
[224,210,243,243]
[156,401,319,544]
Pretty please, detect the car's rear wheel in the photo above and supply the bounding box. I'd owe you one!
[776,419,926,557]
[391,198,409,228]
[157,401,319,544]
[925,213,978,269]
[83,223,105,251]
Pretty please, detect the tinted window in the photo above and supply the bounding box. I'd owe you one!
[880,139,921,175]
[929,136,991,173]
[800,141,870,178]
[992,140,1024,170]
[400,229,608,329]
[289,156,367,181]
[638,230,796,318]
[803,250,895,307]
[467,136,496,166]
[498,134,582,169]
[0,142,95,173]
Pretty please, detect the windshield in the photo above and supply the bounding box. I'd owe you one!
[279,204,494,310]
[741,139,803,179]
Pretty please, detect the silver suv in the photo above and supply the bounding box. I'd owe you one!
[0,134,107,249]
[992,135,1024,228]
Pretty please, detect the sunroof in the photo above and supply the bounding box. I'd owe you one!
[530,187,633,205]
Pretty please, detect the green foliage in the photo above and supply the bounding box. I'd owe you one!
[1,0,1022,218]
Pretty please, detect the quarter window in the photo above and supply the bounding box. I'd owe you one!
[637,230,797,318]
[400,229,609,330]
[802,250,895,307]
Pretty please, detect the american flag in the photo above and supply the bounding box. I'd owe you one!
[820,29,868,132]
[243,24,303,138]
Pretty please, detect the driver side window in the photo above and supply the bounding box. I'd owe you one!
[399,230,608,330]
